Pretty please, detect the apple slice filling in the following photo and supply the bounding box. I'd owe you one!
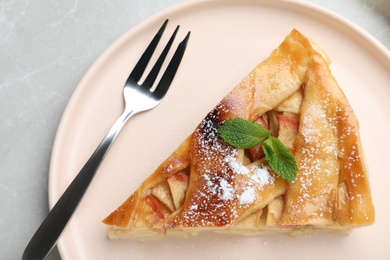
[149,90,302,226]
[151,181,175,212]
[147,170,190,220]
[246,110,300,164]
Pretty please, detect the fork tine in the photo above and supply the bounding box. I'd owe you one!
[128,19,168,83]
[142,25,179,89]
[153,31,191,99]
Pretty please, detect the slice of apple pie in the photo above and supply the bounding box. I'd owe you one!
[103,29,374,239]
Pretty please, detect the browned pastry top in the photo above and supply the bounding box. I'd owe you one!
[103,29,374,235]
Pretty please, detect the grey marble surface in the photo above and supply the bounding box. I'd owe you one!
[1,0,389,259]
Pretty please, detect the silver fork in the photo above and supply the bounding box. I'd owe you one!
[23,19,190,260]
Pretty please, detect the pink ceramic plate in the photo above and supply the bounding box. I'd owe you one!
[49,0,390,259]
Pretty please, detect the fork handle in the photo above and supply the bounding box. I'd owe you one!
[23,107,134,260]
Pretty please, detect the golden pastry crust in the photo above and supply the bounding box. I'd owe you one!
[280,53,374,227]
[103,29,374,239]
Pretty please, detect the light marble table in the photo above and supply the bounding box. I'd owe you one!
[1,0,389,259]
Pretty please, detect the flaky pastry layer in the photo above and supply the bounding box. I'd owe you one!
[103,29,374,240]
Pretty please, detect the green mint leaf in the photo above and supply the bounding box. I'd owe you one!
[263,136,298,181]
[218,118,270,149]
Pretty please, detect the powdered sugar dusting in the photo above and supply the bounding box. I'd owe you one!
[250,165,274,187]
[203,174,234,201]
[239,187,256,205]
[286,98,340,222]
[177,103,276,227]
[224,155,250,175]
[219,178,234,201]
[283,85,367,224]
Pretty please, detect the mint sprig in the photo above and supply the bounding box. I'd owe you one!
[263,136,298,182]
[218,118,298,182]
[218,118,270,148]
